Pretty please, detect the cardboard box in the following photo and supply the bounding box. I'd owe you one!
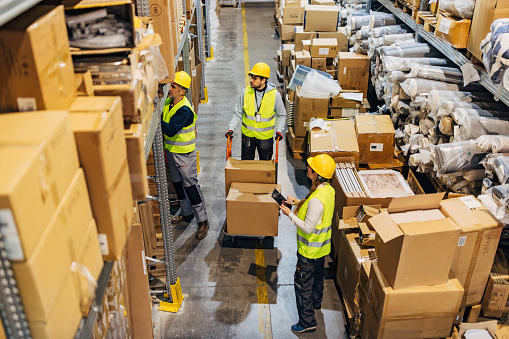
[93,79,142,121]
[282,4,305,24]
[435,12,471,49]
[29,272,82,339]
[69,96,133,260]
[226,183,280,236]
[75,71,95,96]
[337,52,370,96]
[294,26,316,51]
[316,31,348,52]
[225,158,276,195]
[125,123,149,200]
[311,57,327,71]
[311,0,335,4]
[309,120,360,164]
[303,5,340,32]
[355,114,395,164]
[287,126,307,153]
[331,91,364,108]
[125,223,154,338]
[281,43,295,66]
[302,39,311,52]
[440,196,503,306]
[295,50,311,67]
[277,18,296,41]
[362,262,464,339]
[12,206,73,322]
[293,88,329,137]
[326,65,337,79]
[310,38,338,58]
[368,193,461,289]
[148,0,176,83]
[467,0,509,61]
[0,6,76,112]
[481,250,509,319]
[0,110,80,206]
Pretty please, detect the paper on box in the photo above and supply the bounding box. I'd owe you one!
[436,12,471,49]
[282,4,305,25]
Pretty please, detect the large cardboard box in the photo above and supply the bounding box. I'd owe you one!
[277,18,296,41]
[148,0,176,83]
[125,223,154,338]
[294,89,329,137]
[310,38,338,58]
[226,183,281,236]
[435,12,471,49]
[281,43,295,66]
[368,193,461,289]
[0,110,80,206]
[311,57,326,71]
[282,4,305,24]
[29,272,82,339]
[69,96,133,260]
[295,50,311,67]
[0,6,76,112]
[481,250,509,319]
[287,126,307,153]
[225,158,276,195]
[440,196,503,306]
[467,0,509,61]
[294,26,316,51]
[337,52,370,96]
[355,114,395,164]
[125,123,149,200]
[330,91,364,109]
[316,31,348,52]
[362,262,464,339]
[93,79,142,121]
[303,5,340,32]
[309,120,360,163]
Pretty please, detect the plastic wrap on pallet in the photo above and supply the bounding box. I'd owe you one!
[439,0,476,19]
[371,25,407,38]
[494,156,509,184]
[401,78,461,97]
[382,57,448,72]
[481,19,509,88]
[408,64,464,84]
[379,43,430,58]
[432,140,487,174]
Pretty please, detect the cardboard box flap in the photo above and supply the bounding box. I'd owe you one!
[458,321,497,338]
[228,182,280,195]
[387,192,446,213]
[496,0,509,9]
[226,158,275,170]
[355,115,395,134]
[69,96,120,112]
[398,218,459,236]
[368,211,403,242]
[440,197,502,230]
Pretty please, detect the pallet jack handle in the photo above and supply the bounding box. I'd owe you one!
[226,135,233,161]
[275,139,279,184]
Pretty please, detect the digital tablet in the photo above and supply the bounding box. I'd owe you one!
[272,189,291,208]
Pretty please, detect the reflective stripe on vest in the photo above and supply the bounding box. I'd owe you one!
[296,184,335,259]
[162,97,197,153]
[241,87,277,140]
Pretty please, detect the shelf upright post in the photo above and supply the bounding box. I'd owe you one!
[136,0,150,17]
[196,0,206,100]
[204,0,212,58]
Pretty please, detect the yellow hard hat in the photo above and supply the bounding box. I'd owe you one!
[173,71,191,89]
[248,62,270,79]
[307,154,336,179]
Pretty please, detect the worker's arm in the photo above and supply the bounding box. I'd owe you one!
[161,106,194,137]
[228,90,245,131]
[274,91,287,134]
[288,198,324,234]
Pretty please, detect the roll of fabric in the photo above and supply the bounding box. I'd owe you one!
[439,0,475,19]
[493,136,509,153]
[439,117,455,136]
[401,79,461,97]
[494,156,509,184]
[433,140,487,174]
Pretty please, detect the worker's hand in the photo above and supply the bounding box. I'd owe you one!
[275,132,283,141]
[225,130,233,139]
[280,204,291,216]
[286,196,297,205]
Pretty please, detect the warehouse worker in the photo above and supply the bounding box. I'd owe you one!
[280,154,336,334]
[161,71,209,240]
[225,62,286,160]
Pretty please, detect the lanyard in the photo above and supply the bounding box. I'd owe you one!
[254,87,267,116]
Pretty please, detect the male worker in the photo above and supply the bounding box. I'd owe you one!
[161,71,209,240]
[226,62,286,160]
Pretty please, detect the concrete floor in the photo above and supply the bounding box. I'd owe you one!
[152,3,347,338]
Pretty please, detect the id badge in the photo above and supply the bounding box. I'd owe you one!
[256,114,261,122]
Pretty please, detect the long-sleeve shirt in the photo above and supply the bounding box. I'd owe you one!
[161,98,194,138]
[288,183,326,234]
[228,82,286,134]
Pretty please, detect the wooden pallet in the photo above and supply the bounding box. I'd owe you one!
[394,0,418,20]
[285,132,307,160]
[417,11,438,32]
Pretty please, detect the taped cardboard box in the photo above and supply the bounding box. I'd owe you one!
[303,5,340,32]
[277,18,296,41]
[94,79,143,122]
[293,88,329,137]
[355,114,395,164]
[362,262,464,339]
[309,119,360,164]
[316,31,349,52]
[125,123,149,200]
[310,38,338,58]
[148,0,176,83]
[337,52,370,96]
[368,192,462,289]
[481,250,509,319]
[467,0,509,61]
[435,12,471,49]
[295,50,311,67]
[294,26,316,51]
[326,65,337,79]
[0,5,76,112]
[282,3,305,25]
[225,158,276,196]
[440,196,503,306]
[287,126,307,153]
[226,183,280,236]
[281,43,295,66]
[311,57,326,71]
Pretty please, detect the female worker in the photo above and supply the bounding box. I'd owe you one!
[280,153,336,334]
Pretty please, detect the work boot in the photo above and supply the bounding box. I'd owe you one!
[171,214,194,225]
[196,220,209,240]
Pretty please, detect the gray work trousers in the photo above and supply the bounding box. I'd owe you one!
[165,149,208,223]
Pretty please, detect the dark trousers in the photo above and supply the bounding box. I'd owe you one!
[294,252,325,328]
[241,134,273,160]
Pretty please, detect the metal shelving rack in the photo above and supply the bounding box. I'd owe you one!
[376,0,509,107]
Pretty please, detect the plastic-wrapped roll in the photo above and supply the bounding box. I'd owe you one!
[494,157,509,184]
[349,15,371,31]
[440,0,475,19]
[427,91,496,112]
[459,116,509,141]
[353,40,369,54]
[475,135,509,153]
[463,169,486,181]
[397,100,411,115]
[371,25,407,37]
[432,140,487,174]
[482,153,509,171]
[379,43,430,58]
[380,33,415,46]
[436,98,502,117]
[493,136,509,153]
[401,79,461,97]
[370,14,397,29]
[383,56,448,71]
[409,64,464,83]
[388,71,409,83]
[419,118,435,135]
[492,184,509,207]
[439,117,455,136]
[452,108,509,125]
[355,28,371,41]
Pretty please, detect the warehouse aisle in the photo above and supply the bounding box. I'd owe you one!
[152,3,346,338]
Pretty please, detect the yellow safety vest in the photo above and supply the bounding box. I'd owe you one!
[162,97,197,153]
[297,184,335,259]
[241,87,277,140]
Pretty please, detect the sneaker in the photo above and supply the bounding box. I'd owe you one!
[171,214,194,225]
[291,323,316,334]
[196,220,209,240]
